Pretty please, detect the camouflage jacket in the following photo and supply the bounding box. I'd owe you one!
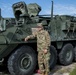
[28,30,51,51]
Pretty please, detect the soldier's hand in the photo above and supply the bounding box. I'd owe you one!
[43,49,48,54]
[25,38,28,41]
[25,36,30,41]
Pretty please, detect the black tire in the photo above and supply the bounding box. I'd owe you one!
[49,45,57,69]
[8,46,37,75]
[59,44,74,65]
[74,47,76,61]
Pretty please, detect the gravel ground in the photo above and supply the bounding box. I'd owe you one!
[1,63,76,75]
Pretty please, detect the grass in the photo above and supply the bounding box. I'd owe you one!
[70,68,76,75]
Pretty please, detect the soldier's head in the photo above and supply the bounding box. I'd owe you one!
[37,20,47,31]
[37,23,43,31]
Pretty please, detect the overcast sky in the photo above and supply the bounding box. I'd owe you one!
[0,0,76,17]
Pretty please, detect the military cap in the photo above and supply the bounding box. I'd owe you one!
[37,20,47,28]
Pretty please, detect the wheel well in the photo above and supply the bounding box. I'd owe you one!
[0,43,37,66]
[5,43,37,60]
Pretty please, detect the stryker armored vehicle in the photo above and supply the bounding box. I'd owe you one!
[0,1,76,75]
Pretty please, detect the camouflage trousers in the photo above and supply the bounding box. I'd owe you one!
[38,50,51,74]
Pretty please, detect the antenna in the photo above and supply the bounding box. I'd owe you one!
[0,8,1,19]
[51,1,53,20]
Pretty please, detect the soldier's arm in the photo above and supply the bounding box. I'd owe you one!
[45,31,51,46]
[28,33,37,39]
[43,31,51,54]
[42,31,51,52]
[25,33,37,41]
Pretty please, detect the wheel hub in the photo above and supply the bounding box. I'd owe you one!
[19,54,31,70]
[65,50,72,61]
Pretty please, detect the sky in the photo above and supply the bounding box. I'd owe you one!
[0,0,76,17]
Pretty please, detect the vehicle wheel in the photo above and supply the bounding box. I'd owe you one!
[49,45,57,69]
[8,46,37,75]
[59,44,74,65]
[74,47,76,61]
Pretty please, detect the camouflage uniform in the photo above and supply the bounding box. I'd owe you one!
[28,29,51,75]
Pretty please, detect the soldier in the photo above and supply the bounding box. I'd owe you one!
[25,21,51,75]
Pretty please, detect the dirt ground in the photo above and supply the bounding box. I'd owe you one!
[35,62,76,75]
[49,63,76,75]
[0,63,76,75]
